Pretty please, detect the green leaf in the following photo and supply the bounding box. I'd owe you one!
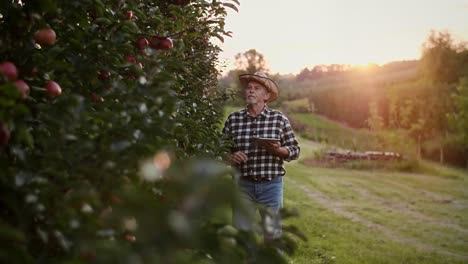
[214,34,224,43]
[132,9,147,21]
[121,20,139,33]
[94,17,112,26]
[93,0,105,8]
[222,3,239,12]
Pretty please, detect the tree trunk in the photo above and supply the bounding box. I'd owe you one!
[439,144,444,164]
[417,134,421,160]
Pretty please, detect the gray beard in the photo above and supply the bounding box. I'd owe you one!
[246,97,258,105]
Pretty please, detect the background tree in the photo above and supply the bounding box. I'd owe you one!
[418,31,467,163]
[449,77,468,168]
[420,31,466,83]
[234,48,269,74]
[366,100,384,132]
[219,48,271,106]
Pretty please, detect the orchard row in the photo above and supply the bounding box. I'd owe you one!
[0,23,174,147]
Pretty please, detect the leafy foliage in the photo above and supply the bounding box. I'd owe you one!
[234,49,269,74]
[0,1,304,263]
[448,77,468,166]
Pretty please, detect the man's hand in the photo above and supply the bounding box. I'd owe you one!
[259,141,281,153]
[259,141,289,159]
[228,151,248,165]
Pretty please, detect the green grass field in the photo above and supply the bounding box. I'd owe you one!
[289,112,381,152]
[282,137,468,263]
[222,106,468,263]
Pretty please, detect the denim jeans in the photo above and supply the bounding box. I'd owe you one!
[233,176,283,240]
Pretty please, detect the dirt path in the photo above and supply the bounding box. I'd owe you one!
[286,177,468,261]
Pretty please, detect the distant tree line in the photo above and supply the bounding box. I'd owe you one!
[301,31,468,167]
[296,61,418,83]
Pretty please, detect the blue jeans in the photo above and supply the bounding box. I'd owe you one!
[233,176,283,240]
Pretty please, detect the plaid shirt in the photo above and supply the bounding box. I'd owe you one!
[222,106,300,180]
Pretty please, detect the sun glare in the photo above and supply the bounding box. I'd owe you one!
[219,0,468,75]
[353,63,378,70]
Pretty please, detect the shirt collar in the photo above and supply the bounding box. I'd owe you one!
[243,105,270,118]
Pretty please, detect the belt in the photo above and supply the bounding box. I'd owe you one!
[240,176,274,183]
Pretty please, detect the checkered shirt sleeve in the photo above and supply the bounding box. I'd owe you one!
[222,107,300,180]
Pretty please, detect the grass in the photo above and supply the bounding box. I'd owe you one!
[282,98,311,113]
[283,137,468,264]
[289,112,380,151]
[289,112,422,161]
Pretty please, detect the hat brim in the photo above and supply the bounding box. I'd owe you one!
[239,74,279,102]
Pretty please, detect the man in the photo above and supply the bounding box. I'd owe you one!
[222,72,300,241]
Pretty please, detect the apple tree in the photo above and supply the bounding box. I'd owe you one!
[0,1,304,263]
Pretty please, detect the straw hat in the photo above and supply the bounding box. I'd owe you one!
[239,72,279,102]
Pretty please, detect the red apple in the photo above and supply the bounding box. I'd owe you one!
[14,80,30,99]
[158,38,173,50]
[90,93,104,103]
[149,37,173,50]
[0,61,18,81]
[126,55,137,64]
[34,28,56,46]
[45,80,62,98]
[135,38,149,51]
[124,234,136,242]
[125,10,133,20]
[0,123,10,146]
[98,70,111,80]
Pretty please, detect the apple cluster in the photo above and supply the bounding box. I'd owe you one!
[135,36,173,52]
[92,10,175,89]
[0,27,62,146]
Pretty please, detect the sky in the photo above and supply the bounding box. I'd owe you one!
[216,0,468,75]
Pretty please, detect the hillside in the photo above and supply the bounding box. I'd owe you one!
[284,60,420,98]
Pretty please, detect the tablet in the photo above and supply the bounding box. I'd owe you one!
[254,137,280,142]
